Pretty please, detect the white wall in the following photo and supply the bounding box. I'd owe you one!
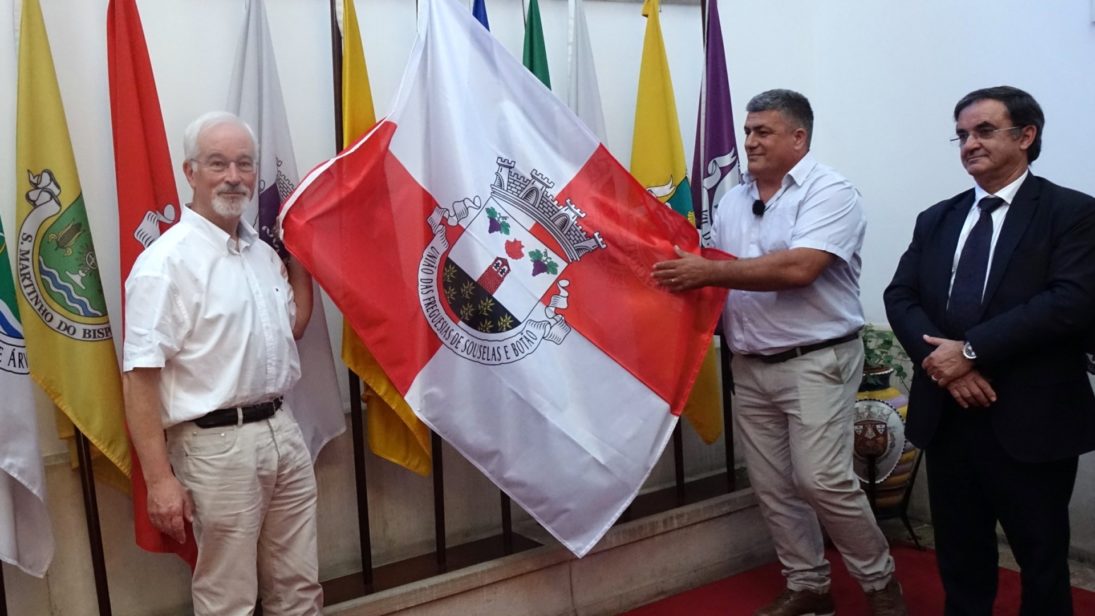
[3,0,1095,612]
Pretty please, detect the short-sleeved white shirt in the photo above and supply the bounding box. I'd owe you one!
[712,153,866,355]
[123,206,300,427]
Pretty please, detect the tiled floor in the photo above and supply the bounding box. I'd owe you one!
[878,519,1095,592]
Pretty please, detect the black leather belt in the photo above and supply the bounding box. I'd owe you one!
[193,397,282,429]
[745,331,860,364]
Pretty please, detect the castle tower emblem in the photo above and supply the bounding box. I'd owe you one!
[418,158,607,365]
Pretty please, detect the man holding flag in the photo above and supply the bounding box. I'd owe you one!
[123,112,323,615]
[655,89,906,616]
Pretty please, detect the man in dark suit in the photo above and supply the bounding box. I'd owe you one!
[885,86,1095,615]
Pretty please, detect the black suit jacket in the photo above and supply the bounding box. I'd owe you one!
[884,175,1095,462]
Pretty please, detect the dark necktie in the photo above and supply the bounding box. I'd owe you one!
[946,196,1005,334]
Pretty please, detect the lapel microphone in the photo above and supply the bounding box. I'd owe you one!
[752,199,765,217]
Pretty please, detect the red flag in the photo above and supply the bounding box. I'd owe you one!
[107,0,196,568]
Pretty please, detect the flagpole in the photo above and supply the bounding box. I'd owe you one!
[75,431,113,615]
[346,377,375,590]
[672,426,686,504]
[431,433,448,572]
[330,0,375,593]
[701,0,708,42]
[720,338,736,492]
[331,0,343,140]
[0,562,8,616]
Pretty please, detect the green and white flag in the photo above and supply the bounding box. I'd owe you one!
[0,217,54,577]
[523,0,551,87]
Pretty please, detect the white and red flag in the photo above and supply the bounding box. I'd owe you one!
[229,0,345,458]
[280,0,725,557]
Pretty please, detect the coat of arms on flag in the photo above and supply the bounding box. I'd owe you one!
[18,169,112,342]
[0,235,28,377]
[422,158,605,364]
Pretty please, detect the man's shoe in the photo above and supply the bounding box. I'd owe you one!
[754,587,835,616]
[865,578,908,616]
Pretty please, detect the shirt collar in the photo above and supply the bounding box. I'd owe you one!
[784,152,818,187]
[973,168,1029,206]
[742,152,818,194]
[181,205,258,252]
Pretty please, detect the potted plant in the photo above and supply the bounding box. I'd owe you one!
[861,324,910,392]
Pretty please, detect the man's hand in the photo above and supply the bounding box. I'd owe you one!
[652,246,711,292]
[944,369,997,409]
[147,475,193,544]
[124,368,191,545]
[922,335,973,386]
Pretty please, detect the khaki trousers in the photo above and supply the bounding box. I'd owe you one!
[168,405,322,615]
[732,338,895,592]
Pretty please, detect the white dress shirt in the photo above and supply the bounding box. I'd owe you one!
[948,169,1028,298]
[712,153,867,355]
[123,206,300,427]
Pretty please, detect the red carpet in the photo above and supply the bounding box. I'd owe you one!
[623,544,1095,615]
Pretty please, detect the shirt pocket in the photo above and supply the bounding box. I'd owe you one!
[756,205,795,254]
[269,283,294,328]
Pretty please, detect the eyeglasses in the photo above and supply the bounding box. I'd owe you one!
[191,157,256,174]
[950,126,1022,146]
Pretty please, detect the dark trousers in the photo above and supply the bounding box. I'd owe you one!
[925,406,1078,616]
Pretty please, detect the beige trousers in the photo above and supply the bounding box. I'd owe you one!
[168,405,323,616]
[732,338,895,593]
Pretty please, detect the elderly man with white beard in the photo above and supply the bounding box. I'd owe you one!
[122,112,323,615]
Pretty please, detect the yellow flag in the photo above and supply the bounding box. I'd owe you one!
[631,0,722,444]
[631,0,693,222]
[340,0,431,475]
[16,0,131,482]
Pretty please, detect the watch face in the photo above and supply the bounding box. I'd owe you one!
[963,343,976,360]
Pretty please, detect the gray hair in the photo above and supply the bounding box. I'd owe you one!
[746,89,814,147]
[183,111,258,161]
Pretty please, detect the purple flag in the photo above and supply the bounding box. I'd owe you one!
[691,0,739,247]
[228,0,346,459]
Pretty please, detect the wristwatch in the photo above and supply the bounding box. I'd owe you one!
[962,341,977,361]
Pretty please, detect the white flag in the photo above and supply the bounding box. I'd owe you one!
[280,0,725,556]
[0,223,53,577]
[228,0,346,458]
[566,0,607,143]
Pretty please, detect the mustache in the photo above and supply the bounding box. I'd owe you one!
[216,185,251,197]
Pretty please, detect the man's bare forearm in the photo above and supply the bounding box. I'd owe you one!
[707,248,834,291]
[287,256,313,339]
[653,246,834,293]
[123,368,172,483]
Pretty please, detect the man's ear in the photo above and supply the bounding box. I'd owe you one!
[1018,125,1037,151]
[183,159,197,187]
[794,127,809,151]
